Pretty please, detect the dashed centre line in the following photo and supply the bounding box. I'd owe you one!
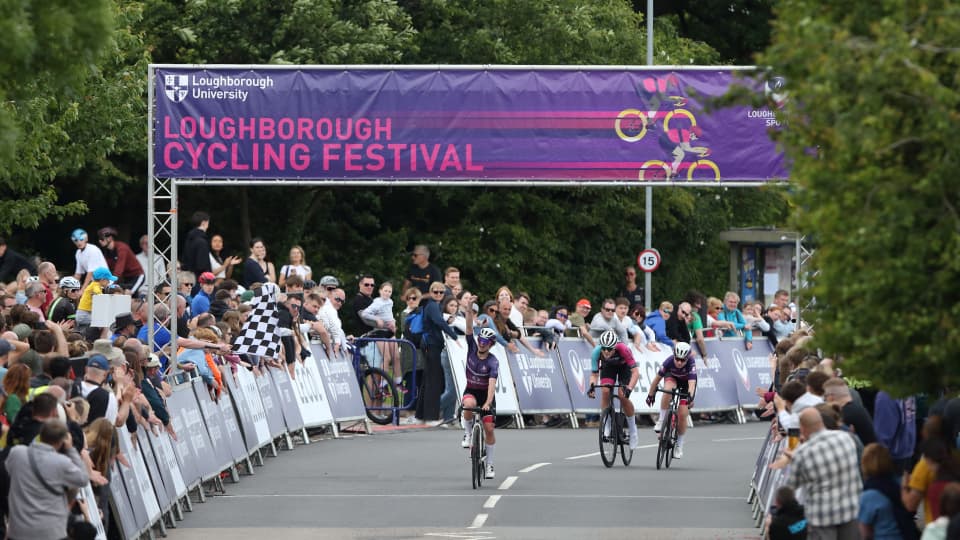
[467,513,488,529]
[518,462,551,473]
[497,476,518,490]
[483,495,501,509]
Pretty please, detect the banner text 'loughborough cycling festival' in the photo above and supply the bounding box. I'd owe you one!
[153,67,787,183]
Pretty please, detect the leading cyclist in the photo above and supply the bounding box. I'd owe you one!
[588,330,640,449]
[645,342,698,458]
[460,306,500,480]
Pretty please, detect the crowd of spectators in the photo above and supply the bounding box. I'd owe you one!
[1,220,955,539]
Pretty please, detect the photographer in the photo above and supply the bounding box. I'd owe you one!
[5,419,90,540]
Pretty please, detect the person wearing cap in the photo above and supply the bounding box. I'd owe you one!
[190,271,217,316]
[97,226,145,295]
[402,244,442,295]
[0,337,14,380]
[47,276,81,324]
[80,354,119,425]
[74,267,117,331]
[241,237,276,288]
[318,274,340,291]
[569,298,596,347]
[70,229,109,290]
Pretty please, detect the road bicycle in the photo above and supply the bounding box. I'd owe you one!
[590,383,633,468]
[352,336,403,425]
[654,387,689,470]
[458,405,492,489]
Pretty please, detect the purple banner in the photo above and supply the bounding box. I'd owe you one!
[556,339,602,413]
[703,338,776,408]
[153,67,786,183]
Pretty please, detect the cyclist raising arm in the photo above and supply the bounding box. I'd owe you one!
[460,303,500,479]
[588,331,640,449]
[646,342,698,458]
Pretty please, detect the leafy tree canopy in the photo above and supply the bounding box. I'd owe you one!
[760,0,960,394]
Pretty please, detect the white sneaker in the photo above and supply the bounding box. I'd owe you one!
[674,444,683,459]
[653,417,662,433]
[485,464,495,479]
[461,434,470,448]
[401,416,423,425]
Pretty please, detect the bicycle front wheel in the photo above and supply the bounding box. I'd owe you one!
[361,367,399,425]
[664,411,676,469]
[656,411,673,470]
[599,408,617,468]
[472,426,483,489]
[618,413,633,466]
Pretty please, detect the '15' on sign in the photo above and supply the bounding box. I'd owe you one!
[637,248,661,273]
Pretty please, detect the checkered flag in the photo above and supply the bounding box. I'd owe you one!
[233,283,281,358]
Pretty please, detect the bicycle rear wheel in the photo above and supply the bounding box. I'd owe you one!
[361,367,399,425]
[665,411,677,469]
[471,425,483,489]
[599,408,617,468]
[618,412,633,467]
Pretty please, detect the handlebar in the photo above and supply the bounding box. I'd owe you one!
[457,405,493,419]
[655,387,690,397]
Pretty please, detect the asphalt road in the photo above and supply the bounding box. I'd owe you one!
[166,419,768,540]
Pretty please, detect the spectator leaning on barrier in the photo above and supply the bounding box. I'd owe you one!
[774,380,823,432]
[416,282,459,423]
[719,291,753,350]
[5,418,90,540]
[403,244,441,295]
[644,301,674,346]
[780,408,862,538]
[569,298,595,346]
[666,301,694,350]
[822,377,877,448]
[350,273,376,336]
[589,298,628,344]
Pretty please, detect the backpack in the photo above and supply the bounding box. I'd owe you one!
[404,308,424,347]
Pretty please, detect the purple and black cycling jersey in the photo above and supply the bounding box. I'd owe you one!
[658,355,698,381]
[465,334,500,389]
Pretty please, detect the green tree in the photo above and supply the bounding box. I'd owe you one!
[759,0,960,394]
[0,0,122,233]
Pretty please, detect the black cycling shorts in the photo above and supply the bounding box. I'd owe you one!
[463,388,496,420]
[599,363,633,386]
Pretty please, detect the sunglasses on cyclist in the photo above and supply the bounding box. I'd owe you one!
[477,337,494,347]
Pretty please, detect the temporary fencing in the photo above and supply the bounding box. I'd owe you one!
[102,333,769,538]
[746,422,791,534]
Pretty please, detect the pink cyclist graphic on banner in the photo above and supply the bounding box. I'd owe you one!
[152,67,786,183]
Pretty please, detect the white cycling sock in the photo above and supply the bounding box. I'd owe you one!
[677,434,685,446]
[659,409,668,421]
[485,443,495,465]
[463,418,473,437]
[627,415,637,432]
[394,377,403,385]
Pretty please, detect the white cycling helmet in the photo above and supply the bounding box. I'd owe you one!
[478,327,497,341]
[673,341,691,360]
[598,330,618,349]
[58,276,82,290]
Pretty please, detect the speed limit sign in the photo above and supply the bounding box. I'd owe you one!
[637,248,661,272]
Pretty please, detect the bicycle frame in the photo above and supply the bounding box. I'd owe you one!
[352,337,419,425]
[654,386,689,470]
[459,406,492,489]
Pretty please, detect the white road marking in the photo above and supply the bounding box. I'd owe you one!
[219,493,743,500]
[711,437,767,442]
[518,462,550,473]
[468,514,488,528]
[425,533,494,540]
[498,476,517,490]
[483,495,500,508]
[565,452,600,460]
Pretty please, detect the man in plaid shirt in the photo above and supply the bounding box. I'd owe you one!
[784,408,861,539]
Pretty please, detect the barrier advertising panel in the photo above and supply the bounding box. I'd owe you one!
[216,388,251,462]
[222,367,259,452]
[79,483,107,540]
[114,427,161,528]
[166,386,203,486]
[506,345,574,414]
[193,379,236,472]
[290,355,336,427]
[556,338,602,413]
[268,365,307,432]
[108,462,139,539]
[311,344,367,421]
[235,366,274,448]
[144,427,187,503]
[153,66,785,184]
[254,367,289,438]
[709,338,776,408]
[134,426,171,514]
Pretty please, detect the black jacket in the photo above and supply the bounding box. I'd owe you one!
[182,228,211,274]
[768,500,807,540]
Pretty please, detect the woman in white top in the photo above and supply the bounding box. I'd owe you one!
[360,282,400,386]
[278,245,312,289]
[208,234,242,279]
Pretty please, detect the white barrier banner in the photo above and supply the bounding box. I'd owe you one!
[115,428,161,524]
[290,356,336,428]
[235,366,273,448]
